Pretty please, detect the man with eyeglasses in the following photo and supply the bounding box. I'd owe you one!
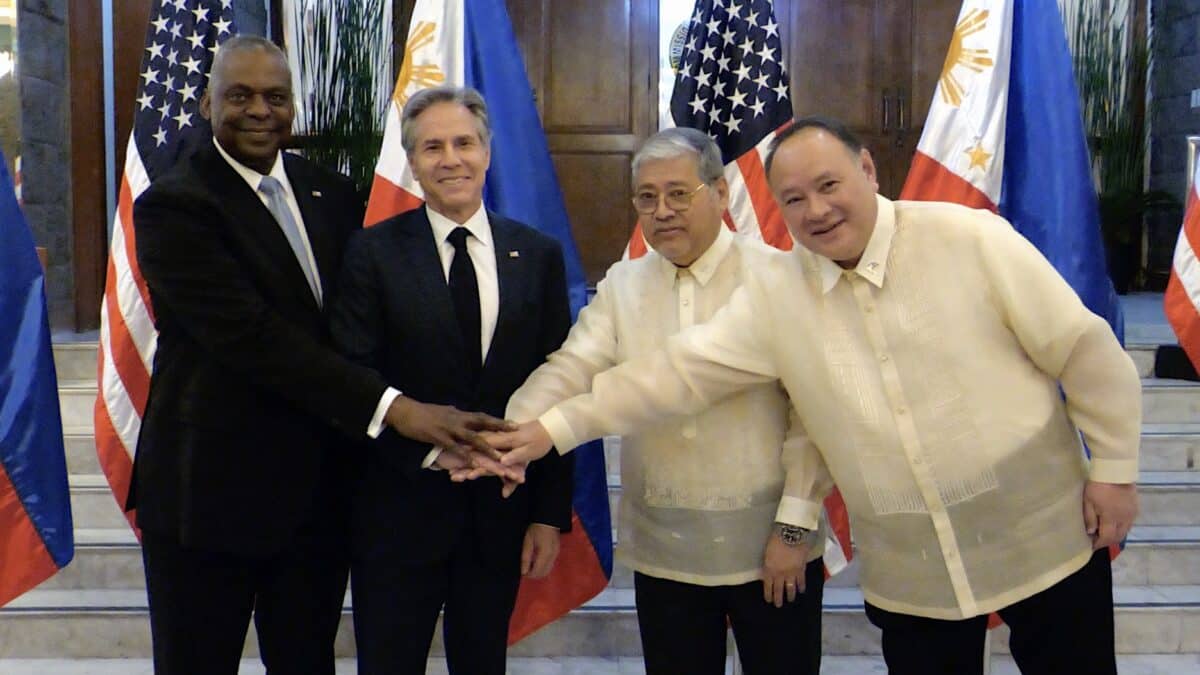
[503,127,828,674]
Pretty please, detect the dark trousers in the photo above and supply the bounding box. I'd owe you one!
[865,548,1117,675]
[633,557,825,675]
[351,533,522,675]
[141,524,349,675]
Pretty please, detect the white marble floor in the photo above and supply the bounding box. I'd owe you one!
[2,655,1198,674]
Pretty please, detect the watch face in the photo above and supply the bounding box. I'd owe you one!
[777,524,810,545]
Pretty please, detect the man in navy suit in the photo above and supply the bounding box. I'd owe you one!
[132,39,510,675]
[330,86,575,674]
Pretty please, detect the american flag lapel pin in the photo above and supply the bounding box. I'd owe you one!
[311,190,323,197]
[509,250,520,258]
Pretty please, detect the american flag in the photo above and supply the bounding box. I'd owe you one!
[94,0,237,531]
[625,0,854,577]
[627,0,791,255]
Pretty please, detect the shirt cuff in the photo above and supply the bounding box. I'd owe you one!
[422,448,443,470]
[367,387,403,439]
[774,496,822,530]
[1088,457,1139,484]
[539,408,579,456]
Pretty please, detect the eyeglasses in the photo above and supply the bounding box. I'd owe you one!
[632,183,708,214]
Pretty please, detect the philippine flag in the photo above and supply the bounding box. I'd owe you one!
[0,148,75,605]
[900,0,1124,343]
[365,0,613,643]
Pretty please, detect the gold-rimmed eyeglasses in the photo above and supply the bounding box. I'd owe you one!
[631,183,708,215]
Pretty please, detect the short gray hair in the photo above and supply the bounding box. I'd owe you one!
[210,35,289,92]
[631,128,724,185]
[400,86,492,155]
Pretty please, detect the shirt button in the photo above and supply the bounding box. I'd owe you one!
[682,299,690,307]
[879,354,889,362]
[864,305,875,313]
[897,406,907,415]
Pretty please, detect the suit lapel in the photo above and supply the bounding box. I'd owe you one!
[202,147,322,315]
[285,157,338,304]
[482,215,527,379]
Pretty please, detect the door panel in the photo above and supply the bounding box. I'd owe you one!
[543,1,634,133]
[552,152,636,283]
[783,0,958,197]
[788,1,904,134]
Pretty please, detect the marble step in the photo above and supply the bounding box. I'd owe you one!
[1144,379,1200,424]
[3,654,1199,675]
[1139,472,1200,525]
[57,381,96,436]
[65,470,1200,531]
[1,586,1196,659]
[50,342,99,382]
[1128,343,1158,378]
[1140,424,1200,471]
[44,525,1200,593]
[68,476,130,530]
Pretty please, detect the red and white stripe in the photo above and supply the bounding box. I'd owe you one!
[1165,164,1200,367]
[94,135,157,533]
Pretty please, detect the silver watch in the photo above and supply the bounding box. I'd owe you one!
[775,522,812,546]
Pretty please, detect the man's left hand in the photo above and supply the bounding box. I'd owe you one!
[1083,480,1138,550]
[762,530,808,608]
[521,523,561,579]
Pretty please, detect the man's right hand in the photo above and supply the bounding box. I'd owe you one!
[384,395,514,460]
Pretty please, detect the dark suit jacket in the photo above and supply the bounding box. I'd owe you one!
[130,140,389,555]
[330,207,575,574]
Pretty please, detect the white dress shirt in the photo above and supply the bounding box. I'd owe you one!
[213,140,399,440]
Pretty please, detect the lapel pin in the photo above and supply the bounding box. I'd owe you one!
[311,190,323,197]
[509,251,520,258]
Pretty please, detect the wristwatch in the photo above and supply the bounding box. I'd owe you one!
[775,522,812,547]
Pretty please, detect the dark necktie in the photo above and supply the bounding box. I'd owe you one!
[447,227,482,380]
